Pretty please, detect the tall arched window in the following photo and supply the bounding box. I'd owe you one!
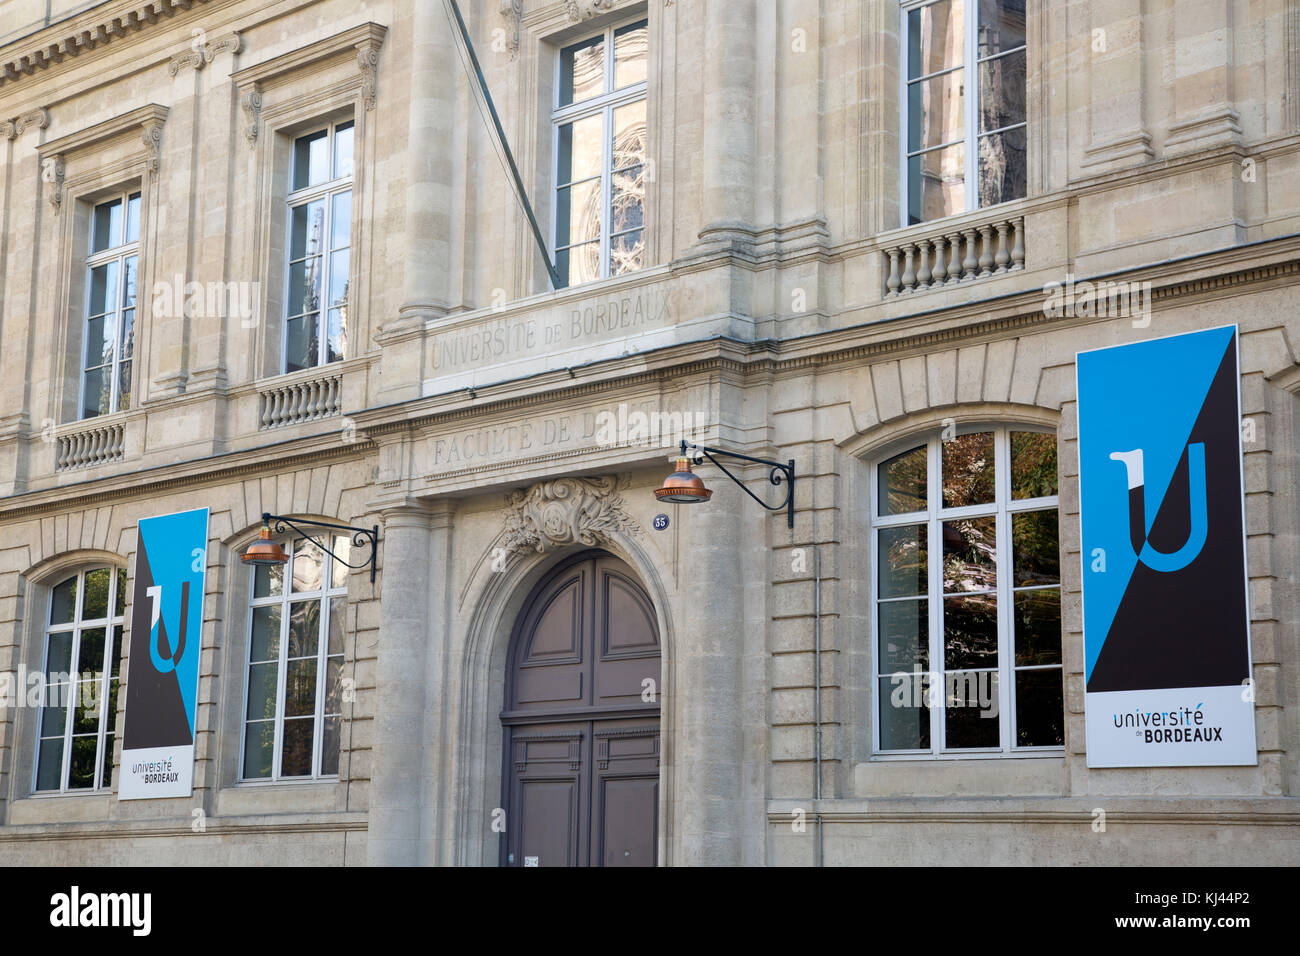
[35,567,127,791]
[871,425,1063,756]
[240,533,348,780]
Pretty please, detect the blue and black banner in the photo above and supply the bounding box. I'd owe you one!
[118,508,208,799]
[1077,326,1256,767]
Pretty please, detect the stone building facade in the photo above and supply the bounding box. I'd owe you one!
[0,0,1297,866]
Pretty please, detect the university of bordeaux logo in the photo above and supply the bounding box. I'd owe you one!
[1107,443,1207,573]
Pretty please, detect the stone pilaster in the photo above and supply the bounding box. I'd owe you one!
[696,0,758,245]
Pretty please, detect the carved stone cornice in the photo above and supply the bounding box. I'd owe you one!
[168,30,241,76]
[501,476,640,554]
[232,22,386,116]
[1,0,217,89]
[35,104,169,211]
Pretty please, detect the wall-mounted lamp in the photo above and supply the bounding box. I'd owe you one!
[655,440,797,528]
[241,512,380,583]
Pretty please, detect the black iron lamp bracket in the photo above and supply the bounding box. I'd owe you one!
[262,513,380,583]
[679,440,797,529]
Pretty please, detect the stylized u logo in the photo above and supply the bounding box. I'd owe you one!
[1108,444,1208,572]
[144,581,188,674]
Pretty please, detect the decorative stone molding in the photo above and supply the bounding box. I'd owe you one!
[12,107,50,136]
[140,117,164,177]
[501,476,640,555]
[203,32,242,63]
[1080,129,1154,172]
[1,0,217,89]
[169,32,240,76]
[499,0,522,58]
[566,0,617,20]
[356,38,381,111]
[167,48,205,76]
[41,154,66,209]
[240,83,263,148]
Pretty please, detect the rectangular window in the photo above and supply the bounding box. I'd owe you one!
[284,120,353,373]
[35,568,127,791]
[241,535,348,780]
[872,427,1062,756]
[81,192,140,418]
[552,19,648,288]
[902,0,1026,224]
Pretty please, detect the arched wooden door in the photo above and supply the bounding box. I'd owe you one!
[501,550,661,867]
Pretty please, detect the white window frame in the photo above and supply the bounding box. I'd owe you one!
[238,535,347,782]
[79,190,140,419]
[282,119,353,374]
[550,16,648,288]
[33,568,126,793]
[869,424,1064,759]
[899,0,1028,226]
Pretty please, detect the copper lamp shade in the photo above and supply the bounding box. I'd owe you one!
[241,526,289,568]
[655,457,713,504]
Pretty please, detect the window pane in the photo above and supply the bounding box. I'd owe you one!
[73,682,101,734]
[41,692,68,735]
[288,601,320,658]
[331,191,351,249]
[1014,588,1061,666]
[943,593,998,669]
[1012,509,1059,586]
[1015,668,1064,747]
[280,718,314,776]
[327,309,347,365]
[293,129,330,190]
[945,671,999,747]
[82,366,109,418]
[879,676,930,750]
[245,662,278,721]
[941,432,994,508]
[45,633,73,676]
[978,48,1026,132]
[285,313,319,373]
[50,577,78,625]
[328,597,347,654]
[324,657,343,714]
[250,605,281,662]
[556,180,602,249]
[320,715,340,775]
[101,733,115,787]
[907,69,965,153]
[979,0,1026,57]
[330,538,350,589]
[116,360,132,413]
[83,568,111,620]
[556,241,601,288]
[613,21,648,89]
[92,198,123,253]
[115,570,127,616]
[242,720,274,778]
[105,680,119,730]
[333,121,354,180]
[79,627,106,673]
[942,516,997,592]
[284,658,317,717]
[612,100,646,169]
[85,314,113,370]
[611,166,644,235]
[111,626,125,678]
[121,308,135,360]
[557,114,604,186]
[978,125,1027,208]
[560,34,605,106]
[328,248,350,311]
[254,561,284,599]
[291,200,325,260]
[878,525,928,598]
[907,142,966,224]
[287,258,322,318]
[878,445,927,515]
[610,230,644,277]
[292,541,323,593]
[908,0,963,80]
[122,255,138,309]
[88,261,118,318]
[1011,431,1058,499]
[125,193,141,244]
[36,738,65,790]
[878,599,928,671]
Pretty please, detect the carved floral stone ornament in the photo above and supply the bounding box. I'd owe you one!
[566,0,617,21]
[501,476,640,554]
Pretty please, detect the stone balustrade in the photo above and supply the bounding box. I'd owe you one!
[883,214,1025,297]
[258,371,343,429]
[55,420,125,471]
